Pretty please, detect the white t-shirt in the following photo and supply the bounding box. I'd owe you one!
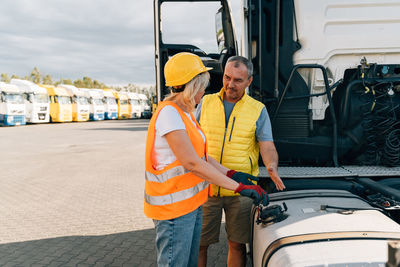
[153,105,206,170]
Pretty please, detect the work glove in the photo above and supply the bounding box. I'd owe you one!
[226,170,259,185]
[234,183,269,206]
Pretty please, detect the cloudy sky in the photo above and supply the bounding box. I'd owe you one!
[0,0,241,86]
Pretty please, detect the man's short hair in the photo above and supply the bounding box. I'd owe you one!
[226,56,253,77]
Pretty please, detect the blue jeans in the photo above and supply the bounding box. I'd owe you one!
[153,206,203,267]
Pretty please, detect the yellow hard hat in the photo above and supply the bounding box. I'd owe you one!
[164,52,212,87]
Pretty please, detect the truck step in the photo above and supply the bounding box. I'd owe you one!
[259,166,400,178]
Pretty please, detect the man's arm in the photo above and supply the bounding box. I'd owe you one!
[259,140,285,191]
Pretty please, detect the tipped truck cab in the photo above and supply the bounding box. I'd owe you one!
[0,82,26,126]
[155,0,400,265]
[40,85,72,122]
[11,79,50,123]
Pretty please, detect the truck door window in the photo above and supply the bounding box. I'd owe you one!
[215,9,225,53]
[161,2,222,55]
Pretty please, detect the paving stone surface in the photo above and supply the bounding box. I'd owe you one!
[0,120,235,266]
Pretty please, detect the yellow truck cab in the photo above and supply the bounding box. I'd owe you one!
[111,90,130,119]
[59,85,90,122]
[40,85,72,122]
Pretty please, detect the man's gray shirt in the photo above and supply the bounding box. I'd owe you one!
[195,98,273,142]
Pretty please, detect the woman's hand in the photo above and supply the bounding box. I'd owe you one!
[234,183,269,206]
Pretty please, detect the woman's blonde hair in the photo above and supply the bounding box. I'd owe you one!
[164,71,210,111]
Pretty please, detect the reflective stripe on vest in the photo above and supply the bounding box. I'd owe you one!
[144,180,209,206]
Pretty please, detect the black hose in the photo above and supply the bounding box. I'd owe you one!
[383,129,400,167]
[358,83,400,166]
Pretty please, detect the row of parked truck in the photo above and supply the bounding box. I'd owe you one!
[0,79,152,126]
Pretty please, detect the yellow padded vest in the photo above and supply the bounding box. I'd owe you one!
[199,88,264,196]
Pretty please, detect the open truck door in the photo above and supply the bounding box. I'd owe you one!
[154,0,237,103]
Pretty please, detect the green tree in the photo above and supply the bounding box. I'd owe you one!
[149,85,156,96]
[11,74,22,80]
[82,76,93,88]
[1,73,10,82]
[42,74,53,85]
[93,79,101,89]
[30,67,41,83]
[55,78,73,86]
[73,79,85,88]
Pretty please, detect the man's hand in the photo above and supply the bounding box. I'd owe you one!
[259,141,286,191]
[227,170,259,185]
[267,164,285,191]
[234,183,269,206]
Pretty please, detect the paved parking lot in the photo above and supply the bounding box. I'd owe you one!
[0,120,228,267]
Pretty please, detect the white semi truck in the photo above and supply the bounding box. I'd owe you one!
[138,93,152,119]
[127,92,142,119]
[155,0,400,265]
[81,89,105,121]
[0,82,26,126]
[11,79,50,123]
[99,89,118,120]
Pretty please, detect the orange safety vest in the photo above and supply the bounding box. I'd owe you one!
[144,101,209,220]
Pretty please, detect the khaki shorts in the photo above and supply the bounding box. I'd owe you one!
[200,196,253,246]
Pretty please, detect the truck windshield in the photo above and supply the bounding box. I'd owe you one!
[57,96,72,104]
[93,98,103,105]
[77,96,89,105]
[161,2,222,54]
[120,99,128,105]
[131,99,140,105]
[4,94,24,104]
[33,94,49,103]
[106,97,117,105]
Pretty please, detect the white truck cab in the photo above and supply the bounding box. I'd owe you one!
[138,93,151,119]
[81,89,105,121]
[0,82,26,126]
[10,79,50,123]
[100,90,118,120]
[128,92,142,119]
[155,1,400,265]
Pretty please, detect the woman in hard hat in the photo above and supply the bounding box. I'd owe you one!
[144,52,269,266]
